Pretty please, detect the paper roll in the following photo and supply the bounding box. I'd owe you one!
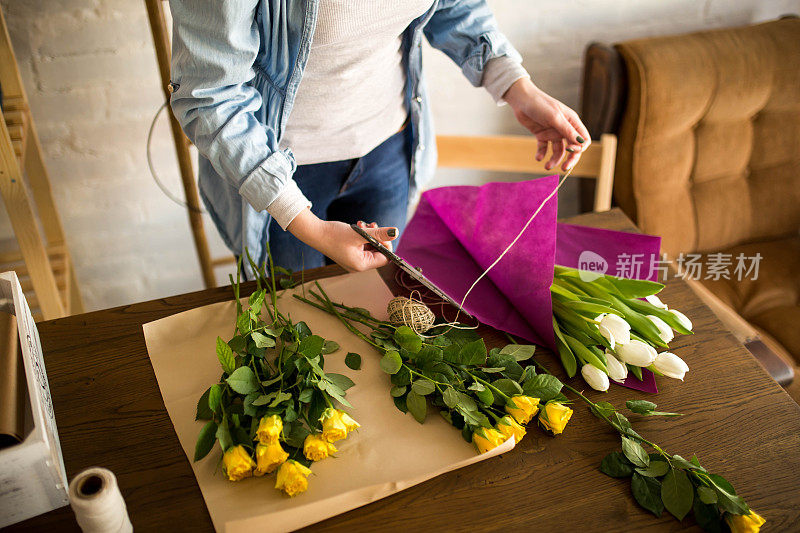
[68,468,133,533]
[0,311,26,448]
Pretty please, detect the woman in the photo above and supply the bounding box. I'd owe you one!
[168,0,590,274]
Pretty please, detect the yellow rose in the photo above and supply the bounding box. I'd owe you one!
[726,511,766,533]
[303,433,338,462]
[538,401,573,435]
[505,395,540,425]
[222,445,255,481]
[472,427,507,454]
[254,442,289,476]
[275,460,313,497]
[320,408,360,442]
[496,415,526,444]
[255,415,283,445]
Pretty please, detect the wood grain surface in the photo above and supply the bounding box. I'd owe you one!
[8,209,800,532]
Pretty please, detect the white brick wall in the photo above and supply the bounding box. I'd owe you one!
[1,0,797,311]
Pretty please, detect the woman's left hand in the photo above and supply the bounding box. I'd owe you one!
[503,78,592,172]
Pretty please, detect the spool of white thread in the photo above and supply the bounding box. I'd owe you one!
[68,467,133,533]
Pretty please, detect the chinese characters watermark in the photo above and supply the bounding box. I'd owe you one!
[577,251,763,282]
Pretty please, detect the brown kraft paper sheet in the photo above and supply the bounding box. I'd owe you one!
[143,270,514,532]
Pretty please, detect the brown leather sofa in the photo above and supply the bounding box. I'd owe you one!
[580,17,800,401]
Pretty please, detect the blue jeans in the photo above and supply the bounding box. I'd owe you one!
[268,127,411,271]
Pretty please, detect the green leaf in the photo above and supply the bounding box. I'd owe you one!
[457,339,487,365]
[326,373,355,391]
[216,337,236,375]
[236,312,252,335]
[390,385,407,397]
[228,335,246,353]
[411,379,436,396]
[697,486,718,505]
[499,343,536,361]
[605,275,664,298]
[626,399,657,414]
[394,326,422,353]
[251,393,272,406]
[225,367,260,395]
[194,420,217,462]
[564,299,623,317]
[299,335,325,357]
[208,384,223,414]
[345,352,362,370]
[492,378,523,398]
[522,374,563,403]
[708,474,749,515]
[475,387,493,406]
[284,423,311,448]
[442,387,460,409]
[242,393,259,417]
[251,331,276,348]
[294,321,312,340]
[621,436,650,468]
[661,468,694,520]
[390,365,411,386]
[216,417,233,452]
[591,401,615,419]
[631,472,664,517]
[406,390,427,423]
[393,394,408,413]
[600,451,634,478]
[380,351,403,375]
[322,340,340,354]
[269,391,292,407]
[298,388,314,403]
[196,387,213,420]
[692,497,723,533]
[636,460,670,478]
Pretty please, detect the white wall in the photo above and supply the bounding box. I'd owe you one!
[1,0,797,311]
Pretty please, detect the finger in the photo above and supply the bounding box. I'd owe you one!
[550,108,581,147]
[357,220,367,228]
[536,140,548,162]
[546,139,565,171]
[361,249,389,270]
[564,106,592,149]
[365,226,398,243]
[562,150,581,172]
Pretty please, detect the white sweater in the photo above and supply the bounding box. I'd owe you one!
[268,0,529,229]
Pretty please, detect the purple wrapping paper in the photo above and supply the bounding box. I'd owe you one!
[397,177,663,393]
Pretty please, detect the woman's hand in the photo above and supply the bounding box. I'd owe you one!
[503,78,592,172]
[287,209,398,272]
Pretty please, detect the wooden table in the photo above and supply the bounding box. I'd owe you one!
[11,209,800,532]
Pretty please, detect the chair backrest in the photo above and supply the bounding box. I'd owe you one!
[435,133,617,212]
[614,18,800,257]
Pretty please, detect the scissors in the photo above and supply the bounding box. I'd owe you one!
[350,224,472,318]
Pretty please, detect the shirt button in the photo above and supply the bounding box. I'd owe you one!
[419,144,425,151]
[415,96,422,103]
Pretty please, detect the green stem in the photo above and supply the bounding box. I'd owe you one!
[468,372,510,402]
[406,365,448,387]
[310,282,386,352]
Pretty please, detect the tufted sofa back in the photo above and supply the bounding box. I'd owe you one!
[614,18,800,257]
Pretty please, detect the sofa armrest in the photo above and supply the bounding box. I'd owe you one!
[684,278,794,386]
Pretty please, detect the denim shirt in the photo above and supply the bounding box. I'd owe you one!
[168,0,522,267]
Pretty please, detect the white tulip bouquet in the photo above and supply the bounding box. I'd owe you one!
[551,266,693,392]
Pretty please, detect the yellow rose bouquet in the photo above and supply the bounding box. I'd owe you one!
[295,282,574,455]
[193,250,361,497]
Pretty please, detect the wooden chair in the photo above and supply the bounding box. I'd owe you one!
[436,133,617,212]
[0,7,84,320]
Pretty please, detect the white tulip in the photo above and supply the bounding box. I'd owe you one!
[615,339,657,367]
[597,323,616,349]
[653,352,689,380]
[647,315,674,343]
[599,314,631,345]
[604,351,628,383]
[581,364,609,392]
[645,295,669,309]
[669,309,693,332]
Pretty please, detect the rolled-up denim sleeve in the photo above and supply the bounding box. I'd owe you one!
[168,0,308,225]
[423,0,524,88]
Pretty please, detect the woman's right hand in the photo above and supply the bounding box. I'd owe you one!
[286,209,398,272]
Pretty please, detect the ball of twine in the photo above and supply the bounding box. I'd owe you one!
[387,296,435,334]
